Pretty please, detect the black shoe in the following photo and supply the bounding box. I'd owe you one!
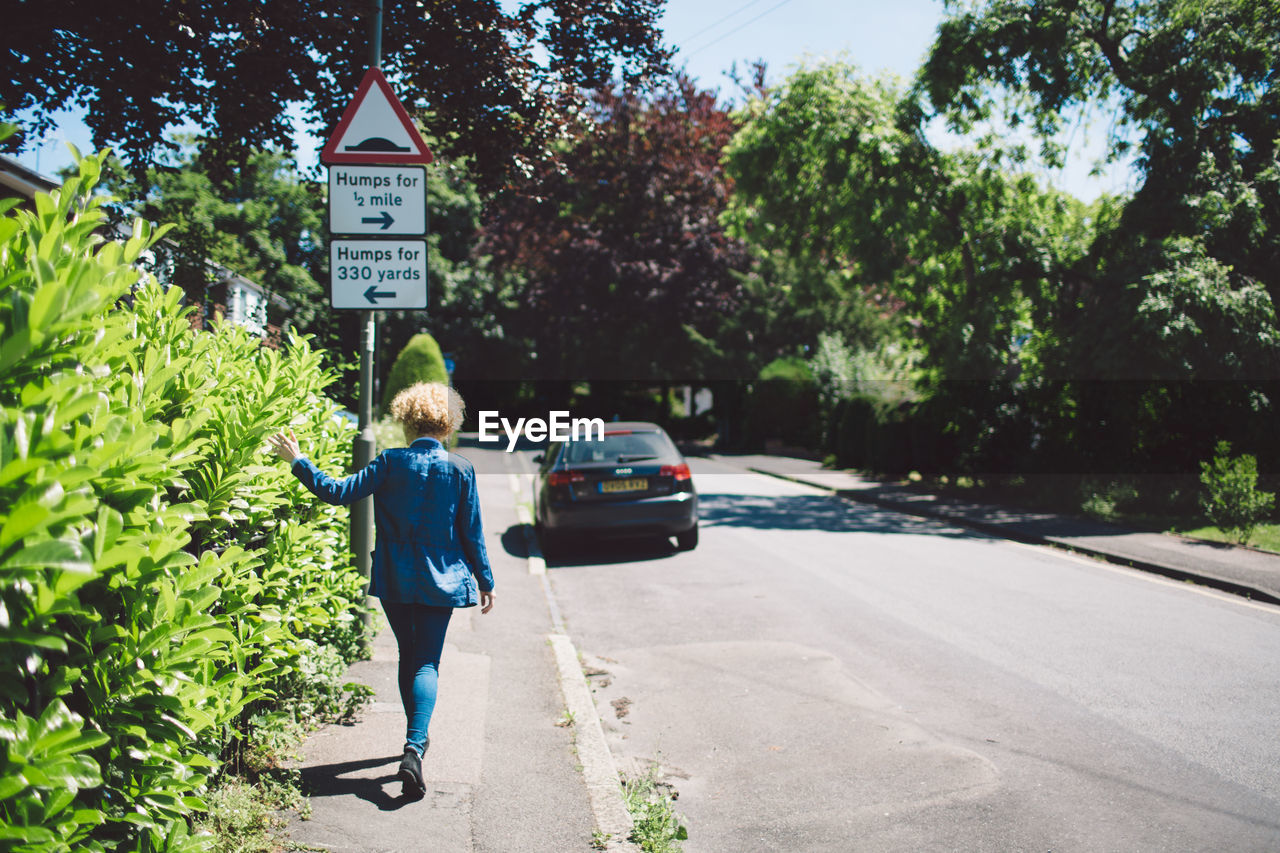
[398,745,426,800]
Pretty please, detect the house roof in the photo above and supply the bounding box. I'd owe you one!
[0,153,60,200]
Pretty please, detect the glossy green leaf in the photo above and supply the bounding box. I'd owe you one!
[1,539,92,573]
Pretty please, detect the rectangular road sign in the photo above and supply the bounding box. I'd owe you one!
[330,240,427,310]
[329,165,427,236]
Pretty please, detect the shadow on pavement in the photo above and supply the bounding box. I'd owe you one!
[698,491,991,539]
[1177,536,1236,551]
[299,755,417,812]
[500,524,530,559]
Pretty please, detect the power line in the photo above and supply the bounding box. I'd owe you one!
[679,0,770,46]
[684,0,798,59]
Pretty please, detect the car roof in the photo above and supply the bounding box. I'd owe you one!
[597,421,665,433]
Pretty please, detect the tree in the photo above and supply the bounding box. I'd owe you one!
[479,75,752,395]
[107,146,327,324]
[1,0,670,190]
[97,144,378,404]
[918,0,1280,479]
[102,141,503,412]
[919,0,1280,380]
[723,62,1090,385]
[723,60,1102,471]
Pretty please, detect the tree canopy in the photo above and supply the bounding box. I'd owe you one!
[107,147,327,325]
[1,0,670,189]
[479,76,751,384]
[920,0,1280,380]
[723,62,1090,384]
[723,0,1280,475]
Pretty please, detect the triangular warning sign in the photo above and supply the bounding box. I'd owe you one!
[321,67,433,165]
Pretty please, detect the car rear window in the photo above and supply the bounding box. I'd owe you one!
[561,431,673,464]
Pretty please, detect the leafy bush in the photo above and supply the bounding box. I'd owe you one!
[757,356,812,383]
[373,414,408,453]
[1079,478,1141,521]
[1199,441,1276,545]
[0,150,370,850]
[381,332,448,413]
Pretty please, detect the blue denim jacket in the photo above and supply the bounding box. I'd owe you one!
[290,437,495,607]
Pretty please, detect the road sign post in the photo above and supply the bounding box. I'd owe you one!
[323,69,433,314]
[321,33,434,646]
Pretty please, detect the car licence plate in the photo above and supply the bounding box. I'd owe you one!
[600,478,647,493]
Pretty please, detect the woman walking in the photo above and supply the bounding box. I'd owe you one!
[268,382,495,801]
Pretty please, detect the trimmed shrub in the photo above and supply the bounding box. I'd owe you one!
[1199,441,1276,545]
[0,151,369,850]
[382,332,447,413]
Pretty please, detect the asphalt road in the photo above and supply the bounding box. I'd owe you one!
[524,453,1280,853]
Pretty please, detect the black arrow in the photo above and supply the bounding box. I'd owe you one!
[363,285,398,304]
[361,211,394,230]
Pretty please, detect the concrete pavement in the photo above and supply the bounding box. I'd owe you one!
[712,452,1280,606]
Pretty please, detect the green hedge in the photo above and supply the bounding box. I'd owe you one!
[0,152,369,851]
[741,359,821,451]
[827,394,957,476]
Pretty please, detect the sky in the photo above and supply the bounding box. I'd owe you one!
[11,0,1135,201]
[662,0,941,94]
[660,0,1135,201]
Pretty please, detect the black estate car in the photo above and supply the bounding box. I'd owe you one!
[533,421,698,552]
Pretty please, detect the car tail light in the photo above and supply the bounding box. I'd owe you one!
[547,471,585,487]
[659,464,691,481]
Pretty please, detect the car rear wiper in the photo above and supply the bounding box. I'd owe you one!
[616,454,658,463]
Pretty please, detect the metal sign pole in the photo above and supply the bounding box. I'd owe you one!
[350,0,384,647]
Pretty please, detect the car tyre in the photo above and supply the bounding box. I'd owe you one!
[675,523,698,552]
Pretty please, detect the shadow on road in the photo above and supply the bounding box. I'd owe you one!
[499,522,680,568]
[697,491,990,539]
[299,755,419,812]
[544,535,680,569]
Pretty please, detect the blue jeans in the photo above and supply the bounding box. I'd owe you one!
[381,602,453,756]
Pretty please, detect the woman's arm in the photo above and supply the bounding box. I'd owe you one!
[457,465,496,613]
[269,429,388,506]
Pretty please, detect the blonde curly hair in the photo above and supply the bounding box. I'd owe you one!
[390,382,465,439]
